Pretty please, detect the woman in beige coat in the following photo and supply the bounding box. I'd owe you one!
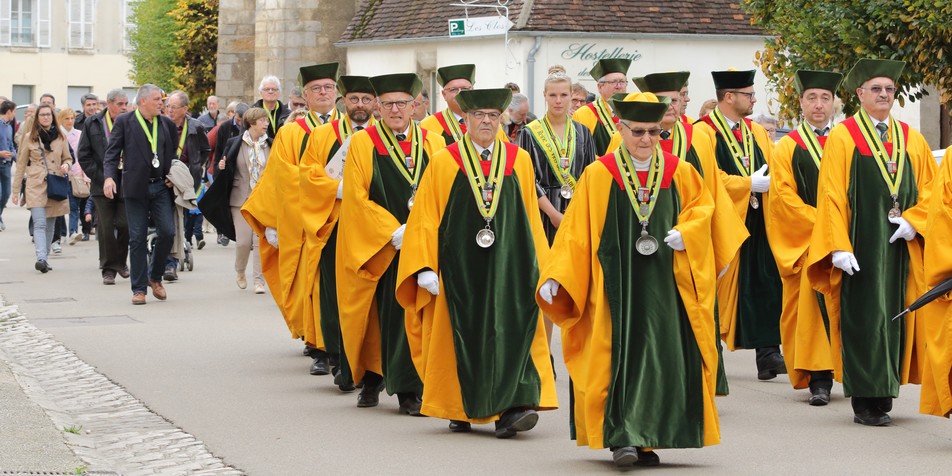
[12,104,72,273]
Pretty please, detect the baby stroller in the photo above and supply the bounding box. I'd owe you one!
[146,225,194,274]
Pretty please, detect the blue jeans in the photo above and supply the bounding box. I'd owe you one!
[125,181,175,294]
[0,161,11,224]
[30,207,56,261]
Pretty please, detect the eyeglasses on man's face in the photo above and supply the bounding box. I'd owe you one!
[728,90,756,99]
[469,111,501,121]
[347,96,375,105]
[620,122,663,138]
[863,85,897,95]
[261,87,279,93]
[307,84,336,93]
[598,79,627,86]
[444,86,473,95]
[380,100,413,110]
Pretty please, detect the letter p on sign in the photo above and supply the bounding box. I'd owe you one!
[449,19,465,37]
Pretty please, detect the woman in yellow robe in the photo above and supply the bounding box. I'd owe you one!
[920,146,952,417]
[538,95,719,468]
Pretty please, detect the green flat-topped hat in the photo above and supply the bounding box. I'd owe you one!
[612,92,670,123]
[590,58,632,81]
[337,75,375,96]
[794,70,844,94]
[711,70,755,89]
[299,63,340,86]
[369,73,423,97]
[436,64,476,87]
[634,71,691,93]
[456,88,512,113]
[844,59,905,90]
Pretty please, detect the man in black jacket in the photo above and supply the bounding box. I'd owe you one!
[103,84,178,305]
[77,89,130,285]
[252,75,290,146]
[163,90,210,279]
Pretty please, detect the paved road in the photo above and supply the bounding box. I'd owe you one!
[1,203,951,474]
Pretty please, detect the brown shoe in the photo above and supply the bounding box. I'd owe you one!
[149,280,167,300]
[131,292,146,305]
[102,272,116,285]
[118,266,130,279]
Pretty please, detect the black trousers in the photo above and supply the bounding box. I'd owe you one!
[92,195,129,275]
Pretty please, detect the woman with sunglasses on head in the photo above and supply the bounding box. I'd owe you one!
[12,104,73,273]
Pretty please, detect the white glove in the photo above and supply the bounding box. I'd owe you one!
[538,279,561,305]
[888,215,916,243]
[831,250,860,276]
[417,270,439,295]
[265,227,279,249]
[391,224,406,250]
[750,164,770,193]
[664,229,685,251]
[335,181,343,200]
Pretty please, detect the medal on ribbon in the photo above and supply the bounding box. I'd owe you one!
[854,110,907,219]
[615,146,664,255]
[527,115,577,199]
[460,137,506,248]
[378,123,425,211]
[710,108,759,208]
[135,110,160,169]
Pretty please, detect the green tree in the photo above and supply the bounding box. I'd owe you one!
[743,0,952,124]
[169,0,219,112]
[127,0,179,90]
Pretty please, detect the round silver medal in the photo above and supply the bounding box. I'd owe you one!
[749,194,760,209]
[888,207,902,219]
[407,195,415,211]
[635,230,659,256]
[560,184,573,200]
[476,228,495,248]
[151,156,160,168]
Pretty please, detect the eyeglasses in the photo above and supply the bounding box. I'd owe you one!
[863,85,897,95]
[346,96,375,105]
[307,84,336,93]
[469,111,501,121]
[620,122,663,137]
[727,90,756,99]
[598,79,628,86]
[571,98,585,105]
[37,113,53,118]
[380,100,414,110]
[444,86,473,94]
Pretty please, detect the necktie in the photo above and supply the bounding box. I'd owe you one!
[731,123,740,131]
[875,122,888,142]
[814,127,828,137]
[459,118,465,125]
[354,125,364,131]
[320,114,330,124]
[480,149,491,161]
[395,133,406,142]
[660,130,671,140]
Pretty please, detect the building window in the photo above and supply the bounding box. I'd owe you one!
[69,0,95,49]
[0,0,51,47]
[122,0,135,51]
[67,86,92,111]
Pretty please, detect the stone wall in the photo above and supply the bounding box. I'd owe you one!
[216,1,357,104]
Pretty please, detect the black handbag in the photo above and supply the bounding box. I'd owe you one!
[41,147,69,201]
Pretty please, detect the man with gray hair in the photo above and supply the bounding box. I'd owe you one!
[753,114,779,142]
[78,88,131,285]
[504,92,531,142]
[75,93,100,131]
[103,84,179,305]
[253,75,290,146]
[197,95,220,130]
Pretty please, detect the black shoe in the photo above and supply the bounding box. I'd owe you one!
[635,448,660,466]
[197,239,206,250]
[81,233,89,241]
[309,356,330,376]
[809,388,831,406]
[876,397,893,413]
[449,420,471,433]
[356,379,384,408]
[118,266,130,279]
[757,351,787,380]
[494,408,539,439]
[303,345,311,356]
[398,393,423,416]
[612,447,638,468]
[102,272,116,285]
[853,407,891,426]
[35,260,50,273]
[163,266,178,282]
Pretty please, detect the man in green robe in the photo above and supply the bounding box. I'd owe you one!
[807,59,936,426]
[572,58,631,156]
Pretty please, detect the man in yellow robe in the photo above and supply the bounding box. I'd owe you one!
[611,73,748,394]
[337,73,445,414]
[538,93,719,468]
[420,64,508,146]
[921,146,952,418]
[572,58,631,156]
[694,70,785,381]
[299,75,377,391]
[806,59,936,426]
[241,63,340,363]
[396,88,557,438]
[766,70,843,406]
